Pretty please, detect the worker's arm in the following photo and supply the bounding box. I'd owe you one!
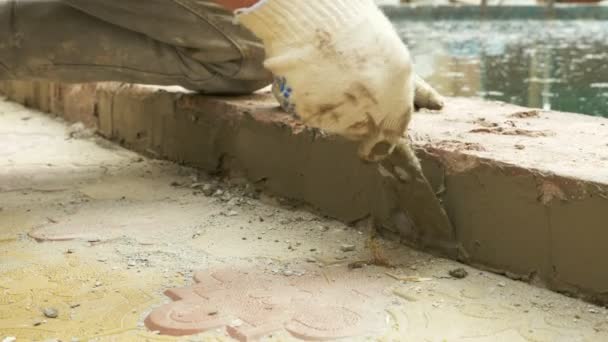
[217,0,441,161]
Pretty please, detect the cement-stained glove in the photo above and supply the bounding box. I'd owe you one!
[236,0,432,161]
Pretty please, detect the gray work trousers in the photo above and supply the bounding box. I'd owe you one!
[0,0,272,94]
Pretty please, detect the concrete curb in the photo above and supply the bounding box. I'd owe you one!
[2,80,607,304]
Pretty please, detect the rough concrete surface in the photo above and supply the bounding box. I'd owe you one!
[413,99,608,184]
[0,80,607,306]
[2,97,608,341]
[413,99,608,303]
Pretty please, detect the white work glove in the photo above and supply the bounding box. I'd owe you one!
[236,0,417,161]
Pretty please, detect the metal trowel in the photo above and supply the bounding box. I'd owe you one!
[374,75,461,258]
[376,137,460,258]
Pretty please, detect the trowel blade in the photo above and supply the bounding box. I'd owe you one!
[379,138,459,257]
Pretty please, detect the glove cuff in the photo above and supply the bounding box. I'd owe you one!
[235,0,380,48]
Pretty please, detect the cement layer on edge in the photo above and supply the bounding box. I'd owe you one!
[411,97,608,184]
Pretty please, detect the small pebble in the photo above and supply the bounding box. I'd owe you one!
[190,182,204,189]
[588,308,599,314]
[43,307,59,318]
[348,261,366,269]
[340,244,356,252]
[306,257,316,263]
[2,337,16,342]
[282,270,294,277]
[230,319,244,327]
[448,268,468,279]
[498,282,506,287]
[202,184,217,197]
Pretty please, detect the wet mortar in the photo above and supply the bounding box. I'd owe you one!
[2,98,608,341]
[395,19,608,117]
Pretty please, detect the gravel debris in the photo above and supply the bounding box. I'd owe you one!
[340,244,356,252]
[43,307,59,319]
[448,268,469,279]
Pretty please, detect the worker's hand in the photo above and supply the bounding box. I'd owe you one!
[237,0,421,162]
[273,74,445,117]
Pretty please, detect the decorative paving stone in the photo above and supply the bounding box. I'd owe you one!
[145,266,394,341]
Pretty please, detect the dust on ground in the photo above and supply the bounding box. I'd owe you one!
[1,98,608,341]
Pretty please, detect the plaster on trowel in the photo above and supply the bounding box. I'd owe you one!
[374,137,460,258]
[372,76,461,258]
[272,75,460,258]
